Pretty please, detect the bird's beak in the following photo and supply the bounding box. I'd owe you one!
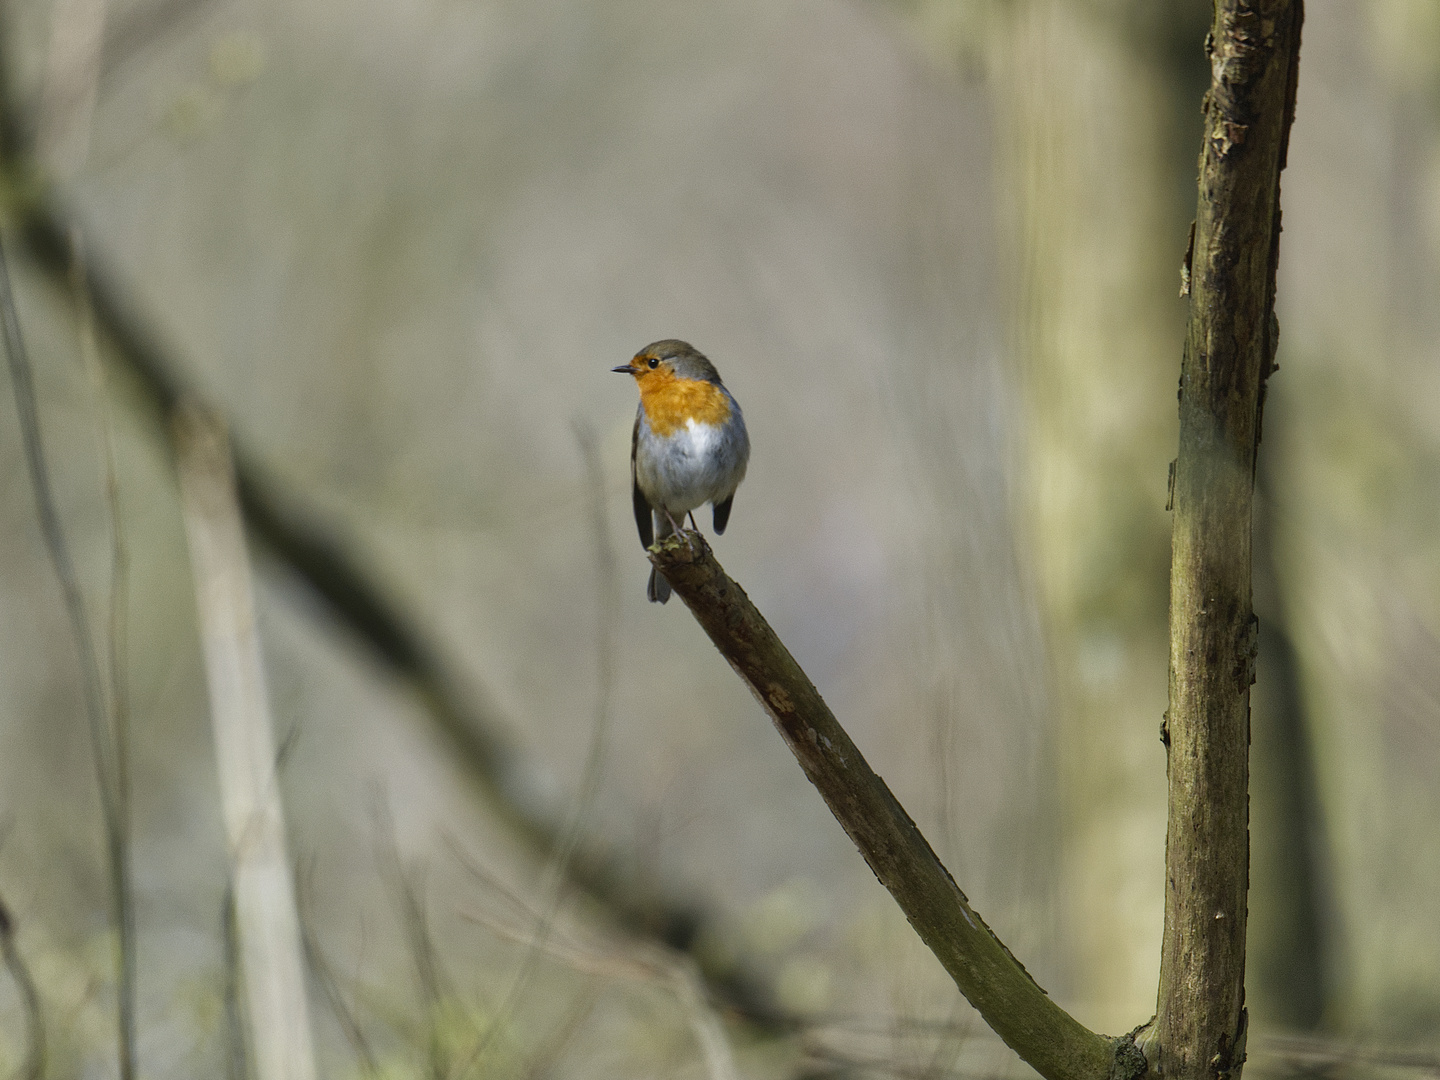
[611,364,635,375]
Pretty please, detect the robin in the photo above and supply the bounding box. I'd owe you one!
[612,339,750,603]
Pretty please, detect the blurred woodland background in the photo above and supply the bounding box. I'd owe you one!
[0,0,1438,1077]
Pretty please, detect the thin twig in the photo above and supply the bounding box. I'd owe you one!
[668,956,744,1080]
[459,902,741,1080]
[0,234,137,1080]
[571,422,619,842]
[0,895,45,1080]
[444,836,551,937]
[453,423,619,1077]
[222,885,252,1080]
[70,226,139,1080]
[799,1042,998,1080]
[370,795,458,1080]
[296,863,381,1079]
[801,1006,979,1080]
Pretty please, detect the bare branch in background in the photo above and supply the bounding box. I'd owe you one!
[38,0,109,176]
[0,15,790,1029]
[370,794,468,1080]
[175,403,319,1080]
[0,234,138,1080]
[71,225,141,1080]
[293,869,380,1080]
[0,895,45,1080]
[296,863,381,1080]
[647,532,1134,1080]
[456,422,620,1076]
[222,885,253,1080]
[569,421,619,850]
[461,892,743,1080]
[800,1013,980,1080]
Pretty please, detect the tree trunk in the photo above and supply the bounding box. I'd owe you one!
[1155,4,1303,1079]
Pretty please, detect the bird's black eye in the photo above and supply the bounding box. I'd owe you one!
[647,357,659,369]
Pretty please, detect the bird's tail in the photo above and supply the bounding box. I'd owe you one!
[647,511,674,603]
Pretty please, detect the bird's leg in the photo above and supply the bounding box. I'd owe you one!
[663,509,685,535]
[687,511,700,532]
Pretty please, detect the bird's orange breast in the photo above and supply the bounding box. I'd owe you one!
[638,374,732,437]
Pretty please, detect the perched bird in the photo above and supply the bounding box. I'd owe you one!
[612,339,749,603]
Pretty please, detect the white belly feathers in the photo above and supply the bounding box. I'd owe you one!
[635,413,748,514]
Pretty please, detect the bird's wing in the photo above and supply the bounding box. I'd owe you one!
[632,414,654,548]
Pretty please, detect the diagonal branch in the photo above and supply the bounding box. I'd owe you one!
[648,532,1140,1080]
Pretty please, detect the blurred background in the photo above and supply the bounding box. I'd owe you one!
[0,0,1438,1077]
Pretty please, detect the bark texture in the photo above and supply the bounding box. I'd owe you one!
[1156,3,1303,1079]
[650,533,1135,1080]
